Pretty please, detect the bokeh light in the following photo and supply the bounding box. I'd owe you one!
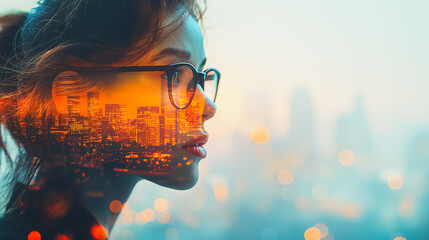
[141,208,156,222]
[135,212,146,225]
[277,169,294,185]
[251,126,269,143]
[212,178,229,203]
[388,174,404,190]
[157,212,170,224]
[54,235,69,240]
[393,237,406,240]
[110,200,123,214]
[28,231,41,240]
[91,225,108,240]
[120,209,134,226]
[304,227,321,240]
[337,150,355,166]
[154,198,169,212]
[313,223,328,238]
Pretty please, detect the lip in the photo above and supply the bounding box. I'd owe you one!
[181,134,209,158]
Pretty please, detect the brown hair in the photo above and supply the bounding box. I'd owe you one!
[0,0,206,213]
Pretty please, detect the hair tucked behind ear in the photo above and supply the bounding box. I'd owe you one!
[0,0,206,215]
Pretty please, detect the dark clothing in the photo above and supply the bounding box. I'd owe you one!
[0,183,102,240]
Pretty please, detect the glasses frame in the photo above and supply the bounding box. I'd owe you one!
[74,62,220,109]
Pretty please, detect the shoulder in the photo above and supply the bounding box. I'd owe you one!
[0,214,31,240]
[2,183,101,240]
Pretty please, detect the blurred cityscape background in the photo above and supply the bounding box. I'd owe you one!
[2,0,429,239]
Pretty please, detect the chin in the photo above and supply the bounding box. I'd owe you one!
[141,159,200,190]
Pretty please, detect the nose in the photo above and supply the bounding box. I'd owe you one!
[202,96,217,122]
[195,85,216,122]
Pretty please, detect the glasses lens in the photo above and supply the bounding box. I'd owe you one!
[203,70,219,103]
[170,65,196,108]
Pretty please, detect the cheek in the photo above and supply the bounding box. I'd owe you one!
[100,73,163,110]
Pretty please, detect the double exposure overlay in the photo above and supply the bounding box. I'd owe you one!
[3,70,207,176]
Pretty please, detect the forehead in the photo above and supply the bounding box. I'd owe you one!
[149,14,205,65]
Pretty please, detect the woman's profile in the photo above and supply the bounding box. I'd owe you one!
[0,0,219,239]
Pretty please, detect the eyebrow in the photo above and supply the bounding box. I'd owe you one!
[151,47,207,70]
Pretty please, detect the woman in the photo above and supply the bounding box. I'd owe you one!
[0,0,219,239]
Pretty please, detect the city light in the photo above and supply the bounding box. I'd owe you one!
[110,200,123,214]
[27,231,41,240]
[277,169,294,185]
[251,126,269,143]
[337,150,355,166]
[304,227,321,240]
[388,174,404,190]
[154,198,169,212]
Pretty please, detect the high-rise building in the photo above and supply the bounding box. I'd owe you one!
[335,96,372,155]
[137,106,161,146]
[87,91,102,142]
[160,81,177,145]
[105,104,127,130]
[67,95,81,117]
[105,104,128,141]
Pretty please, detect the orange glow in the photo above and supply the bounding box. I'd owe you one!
[304,227,322,240]
[28,231,41,240]
[157,212,170,224]
[141,208,156,222]
[277,169,294,185]
[154,198,169,212]
[314,223,328,238]
[54,235,69,240]
[394,237,407,240]
[251,126,269,143]
[337,150,355,166]
[213,186,229,203]
[388,174,404,190]
[212,178,229,203]
[91,225,108,240]
[109,200,123,214]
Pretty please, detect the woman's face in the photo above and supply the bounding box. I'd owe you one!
[50,13,216,189]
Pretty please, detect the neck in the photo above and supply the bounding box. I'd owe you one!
[71,167,140,232]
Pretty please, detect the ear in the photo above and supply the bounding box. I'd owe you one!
[51,71,83,114]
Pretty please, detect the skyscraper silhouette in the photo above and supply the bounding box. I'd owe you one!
[335,96,372,155]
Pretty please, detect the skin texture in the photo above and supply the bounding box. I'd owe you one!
[48,12,217,232]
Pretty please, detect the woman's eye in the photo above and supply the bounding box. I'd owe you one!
[172,69,182,83]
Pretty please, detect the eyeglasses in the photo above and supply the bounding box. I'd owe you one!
[75,62,220,109]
